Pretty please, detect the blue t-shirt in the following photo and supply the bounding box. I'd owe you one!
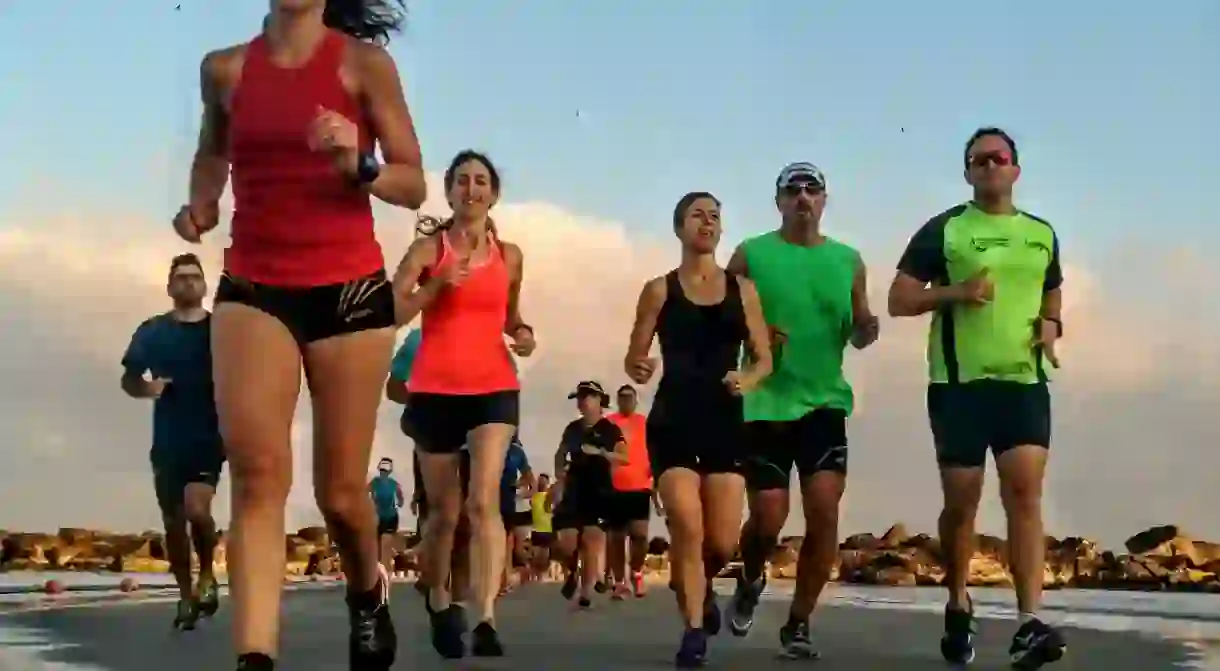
[500,436,530,512]
[121,313,222,464]
[369,475,402,519]
[389,329,423,382]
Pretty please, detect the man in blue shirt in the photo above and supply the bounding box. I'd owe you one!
[120,253,224,631]
[368,457,405,576]
[500,434,535,592]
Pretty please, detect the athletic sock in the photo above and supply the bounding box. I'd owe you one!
[1018,611,1040,625]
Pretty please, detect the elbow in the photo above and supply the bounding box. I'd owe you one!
[887,292,912,318]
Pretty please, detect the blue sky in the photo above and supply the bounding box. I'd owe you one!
[1,0,1215,268]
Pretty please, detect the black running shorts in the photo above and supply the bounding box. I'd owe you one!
[213,270,396,346]
[927,381,1051,468]
[405,391,520,454]
[742,408,849,491]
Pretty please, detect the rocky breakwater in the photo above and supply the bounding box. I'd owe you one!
[756,523,1220,592]
[3,524,1218,593]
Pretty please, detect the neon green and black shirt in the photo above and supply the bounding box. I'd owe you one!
[896,202,1062,385]
[740,231,859,421]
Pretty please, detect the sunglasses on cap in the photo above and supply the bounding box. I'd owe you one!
[968,151,1014,168]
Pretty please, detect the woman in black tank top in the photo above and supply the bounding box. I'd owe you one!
[624,192,773,666]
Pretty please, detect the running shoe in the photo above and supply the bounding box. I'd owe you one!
[197,577,220,618]
[674,628,708,668]
[173,597,199,631]
[236,653,275,670]
[471,621,505,657]
[778,618,820,660]
[940,604,978,666]
[727,574,765,637]
[632,571,646,597]
[594,579,609,594]
[611,582,631,601]
[560,571,579,600]
[429,605,465,659]
[347,567,396,669]
[703,589,722,636]
[1009,618,1066,669]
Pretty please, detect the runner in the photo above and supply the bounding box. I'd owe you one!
[552,381,626,609]
[386,329,475,637]
[625,191,773,667]
[120,253,224,632]
[500,433,535,593]
[529,474,555,580]
[367,457,404,576]
[173,1,424,668]
[394,149,535,659]
[724,163,879,659]
[605,384,662,599]
[549,466,584,600]
[887,127,1066,669]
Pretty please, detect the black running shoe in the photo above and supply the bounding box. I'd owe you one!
[702,589,722,636]
[1009,618,1066,669]
[173,598,199,631]
[778,618,819,660]
[197,578,220,618]
[727,575,764,637]
[561,572,579,600]
[347,569,396,669]
[236,653,275,670]
[577,596,592,610]
[940,604,978,666]
[471,621,505,657]
[674,627,708,668]
[594,580,609,594]
[429,605,466,659]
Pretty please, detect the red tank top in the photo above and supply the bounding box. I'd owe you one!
[407,232,520,395]
[226,29,383,287]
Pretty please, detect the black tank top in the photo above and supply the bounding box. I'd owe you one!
[653,270,748,419]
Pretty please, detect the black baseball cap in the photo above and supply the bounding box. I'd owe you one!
[568,380,610,406]
[776,162,827,190]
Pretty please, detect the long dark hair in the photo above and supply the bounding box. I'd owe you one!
[417,150,503,239]
[323,0,406,44]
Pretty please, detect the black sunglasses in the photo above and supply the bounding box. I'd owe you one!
[782,182,824,196]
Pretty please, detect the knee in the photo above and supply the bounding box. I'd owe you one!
[230,452,292,506]
[463,491,498,526]
[162,514,188,538]
[183,499,211,526]
[999,477,1042,516]
[314,481,370,527]
[704,537,737,568]
[750,496,788,539]
[628,531,649,548]
[940,498,980,528]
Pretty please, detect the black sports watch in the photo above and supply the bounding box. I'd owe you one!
[354,151,381,185]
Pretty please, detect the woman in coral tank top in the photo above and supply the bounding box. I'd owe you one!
[392,150,536,659]
[169,1,424,669]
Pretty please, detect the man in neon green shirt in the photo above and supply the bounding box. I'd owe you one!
[725,162,879,658]
[889,127,1066,669]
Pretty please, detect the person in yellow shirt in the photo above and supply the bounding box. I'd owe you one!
[529,474,554,579]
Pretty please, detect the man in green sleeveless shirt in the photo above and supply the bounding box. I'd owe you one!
[725,162,879,658]
[889,128,1066,669]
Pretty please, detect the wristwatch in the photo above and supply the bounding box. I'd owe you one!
[354,151,381,185]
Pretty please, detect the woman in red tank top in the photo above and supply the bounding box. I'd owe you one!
[169,2,423,670]
[392,150,536,659]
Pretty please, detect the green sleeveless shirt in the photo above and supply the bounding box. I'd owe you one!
[740,231,858,421]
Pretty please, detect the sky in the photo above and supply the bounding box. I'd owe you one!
[0,1,1216,548]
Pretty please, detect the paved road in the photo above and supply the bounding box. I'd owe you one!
[0,583,1200,669]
